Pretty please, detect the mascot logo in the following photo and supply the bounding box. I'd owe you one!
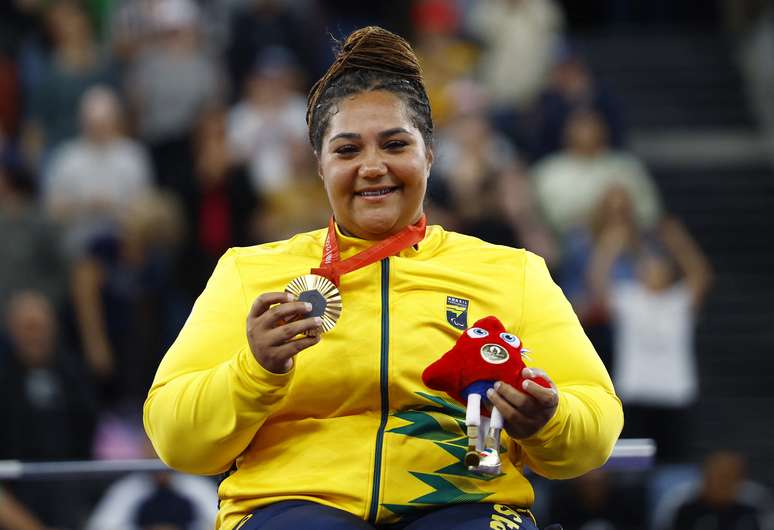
[480,343,509,364]
[446,296,469,330]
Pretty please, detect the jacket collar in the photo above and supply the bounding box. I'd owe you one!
[331,222,441,260]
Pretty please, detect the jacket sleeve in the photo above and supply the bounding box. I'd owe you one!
[512,252,623,479]
[143,249,293,475]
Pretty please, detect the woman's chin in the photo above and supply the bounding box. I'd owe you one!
[352,214,402,240]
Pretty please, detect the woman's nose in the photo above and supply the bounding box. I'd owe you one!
[357,149,387,179]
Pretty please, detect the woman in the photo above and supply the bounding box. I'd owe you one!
[144,27,623,530]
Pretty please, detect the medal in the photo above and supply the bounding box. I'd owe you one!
[285,215,427,336]
[284,274,342,336]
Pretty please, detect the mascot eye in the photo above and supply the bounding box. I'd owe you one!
[499,333,521,348]
[466,327,489,338]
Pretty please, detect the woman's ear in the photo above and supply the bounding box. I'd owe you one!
[316,152,324,181]
[425,148,434,175]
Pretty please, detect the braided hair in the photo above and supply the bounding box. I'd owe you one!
[306,26,433,154]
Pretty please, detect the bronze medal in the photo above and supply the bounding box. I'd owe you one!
[285,274,342,336]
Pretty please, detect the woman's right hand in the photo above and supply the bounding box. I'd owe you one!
[246,292,322,374]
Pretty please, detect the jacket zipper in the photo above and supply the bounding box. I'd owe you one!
[368,257,390,524]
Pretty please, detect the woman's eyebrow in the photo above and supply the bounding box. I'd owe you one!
[378,127,410,139]
[328,127,410,144]
[328,132,360,143]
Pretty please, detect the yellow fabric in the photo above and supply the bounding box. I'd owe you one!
[144,225,623,529]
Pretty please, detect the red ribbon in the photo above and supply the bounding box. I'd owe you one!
[312,215,427,287]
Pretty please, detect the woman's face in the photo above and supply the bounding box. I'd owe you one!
[318,90,433,240]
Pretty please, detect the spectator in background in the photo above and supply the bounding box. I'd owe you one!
[664,451,764,530]
[85,440,218,530]
[740,6,774,164]
[109,0,170,65]
[70,190,186,404]
[0,291,97,528]
[0,486,52,530]
[0,53,21,140]
[226,0,326,100]
[429,79,557,261]
[0,147,68,317]
[587,213,712,462]
[22,0,117,168]
[531,109,662,242]
[467,0,564,112]
[44,85,153,257]
[0,0,40,58]
[227,46,308,195]
[411,0,479,127]
[110,0,229,65]
[557,186,643,368]
[125,0,223,191]
[253,136,330,243]
[466,0,564,151]
[548,468,646,530]
[180,107,259,299]
[533,48,625,160]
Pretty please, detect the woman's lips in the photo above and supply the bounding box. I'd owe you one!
[355,186,400,199]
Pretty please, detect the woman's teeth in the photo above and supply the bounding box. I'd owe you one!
[358,187,396,196]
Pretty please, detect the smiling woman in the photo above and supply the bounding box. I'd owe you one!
[318,90,432,240]
[143,26,622,530]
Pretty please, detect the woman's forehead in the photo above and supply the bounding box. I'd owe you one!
[325,90,416,139]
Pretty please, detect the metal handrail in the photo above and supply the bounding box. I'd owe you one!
[0,438,655,480]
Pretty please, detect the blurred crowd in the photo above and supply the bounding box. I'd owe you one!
[0,0,772,529]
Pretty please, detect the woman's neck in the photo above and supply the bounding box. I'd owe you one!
[336,213,424,241]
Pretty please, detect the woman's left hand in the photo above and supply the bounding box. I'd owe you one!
[486,367,559,439]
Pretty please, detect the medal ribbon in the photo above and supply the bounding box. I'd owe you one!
[312,215,427,287]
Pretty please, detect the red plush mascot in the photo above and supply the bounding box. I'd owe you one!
[423,316,550,475]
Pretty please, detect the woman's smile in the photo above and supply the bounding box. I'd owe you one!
[354,185,401,200]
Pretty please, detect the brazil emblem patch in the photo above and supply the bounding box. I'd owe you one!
[446,296,469,330]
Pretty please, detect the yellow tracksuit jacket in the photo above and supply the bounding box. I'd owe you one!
[144,225,623,529]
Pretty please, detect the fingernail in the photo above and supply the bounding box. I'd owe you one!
[526,368,535,378]
[314,317,322,325]
[522,380,530,390]
[493,381,502,390]
[486,388,494,398]
[287,293,294,301]
[305,302,313,311]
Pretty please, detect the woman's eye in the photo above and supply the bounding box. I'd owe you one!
[335,145,358,155]
[466,327,489,338]
[499,332,520,348]
[384,140,407,150]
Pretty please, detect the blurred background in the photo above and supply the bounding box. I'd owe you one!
[0,0,773,529]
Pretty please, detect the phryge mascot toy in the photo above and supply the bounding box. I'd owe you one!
[422,316,551,475]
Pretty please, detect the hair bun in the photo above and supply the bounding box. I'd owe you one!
[307,26,425,127]
[335,26,423,81]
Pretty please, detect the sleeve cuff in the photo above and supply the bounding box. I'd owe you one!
[517,392,570,448]
[233,347,295,390]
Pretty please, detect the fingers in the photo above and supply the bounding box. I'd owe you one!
[261,334,322,373]
[249,292,293,319]
[249,296,313,332]
[272,334,322,360]
[485,387,534,438]
[264,316,323,344]
[520,368,558,408]
[247,292,324,374]
[265,301,315,328]
[487,368,560,440]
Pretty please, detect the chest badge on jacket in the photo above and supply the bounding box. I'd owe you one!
[446,296,469,330]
